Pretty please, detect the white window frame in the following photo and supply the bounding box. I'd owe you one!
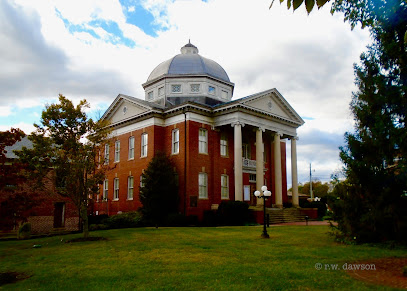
[221,90,228,99]
[199,172,208,199]
[147,91,154,100]
[221,174,229,199]
[141,133,148,157]
[128,136,135,160]
[103,179,108,200]
[190,84,200,93]
[114,178,119,200]
[114,140,120,162]
[220,134,228,157]
[171,84,182,93]
[140,174,144,188]
[208,85,216,95]
[199,128,208,154]
[158,86,164,96]
[172,129,180,154]
[127,176,134,200]
[104,144,109,164]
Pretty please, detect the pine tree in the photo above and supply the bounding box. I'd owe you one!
[139,153,179,227]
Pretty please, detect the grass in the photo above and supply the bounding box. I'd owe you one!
[0,225,405,290]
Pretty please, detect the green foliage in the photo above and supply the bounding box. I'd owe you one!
[217,201,250,225]
[103,212,143,229]
[298,180,330,197]
[139,153,179,227]
[16,95,111,238]
[300,199,327,219]
[18,222,31,240]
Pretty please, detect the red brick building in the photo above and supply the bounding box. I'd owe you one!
[94,42,304,220]
[0,137,79,234]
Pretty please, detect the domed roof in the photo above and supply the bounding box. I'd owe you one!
[146,41,231,84]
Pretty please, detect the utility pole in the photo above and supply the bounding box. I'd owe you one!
[310,163,313,199]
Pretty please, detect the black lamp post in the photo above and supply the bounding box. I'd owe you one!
[254,186,272,238]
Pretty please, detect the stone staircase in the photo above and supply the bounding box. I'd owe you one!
[267,208,306,224]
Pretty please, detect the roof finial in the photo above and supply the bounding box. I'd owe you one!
[189,38,191,44]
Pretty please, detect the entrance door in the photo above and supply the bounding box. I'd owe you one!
[244,185,251,202]
[53,202,65,228]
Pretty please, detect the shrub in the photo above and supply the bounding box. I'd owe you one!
[18,222,31,240]
[217,201,250,226]
[101,212,143,229]
[403,266,407,277]
[165,213,188,227]
[300,200,327,219]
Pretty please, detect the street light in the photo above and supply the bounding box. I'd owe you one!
[254,185,272,238]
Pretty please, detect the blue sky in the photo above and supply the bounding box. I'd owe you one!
[0,0,371,185]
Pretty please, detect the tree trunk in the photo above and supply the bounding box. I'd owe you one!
[81,204,89,238]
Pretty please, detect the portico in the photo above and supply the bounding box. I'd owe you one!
[213,88,304,208]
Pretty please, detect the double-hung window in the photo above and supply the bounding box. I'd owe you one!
[199,173,208,199]
[141,133,148,157]
[114,178,119,200]
[221,175,229,199]
[103,179,108,200]
[127,176,134,200]
[199,129,208,154]
[128,136,134,159]
[104,144,109,164]
[172,129,179,154]
[220,134,228,157]
[114,141,120,162]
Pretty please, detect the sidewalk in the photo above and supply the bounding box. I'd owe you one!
[271,221,334,226]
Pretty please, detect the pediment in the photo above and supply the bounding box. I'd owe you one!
[241,89,304,125]
[103,95,152,124]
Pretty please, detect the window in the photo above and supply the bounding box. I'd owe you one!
[140,174,144,188]
[114,178,119,200]
[242,143,251,159]
[104,144,109,164]
[249,174,256,183]
[114,141,120,162]
[221,175,229,199]
[199,173,208,199]
[171,84,181,93]
[199,129,208,154]
[103,179,108,200]
[127,176,134,200]
[147,91,154,100]
[128,136,135,159]
[190,84,200,93]
[141,133,148,157]
[263,142,267,163]
[221,90,228,99]
[158,86,164,96]
[208,86,216,95]
[220,134,228,157]
[172,129,179,154]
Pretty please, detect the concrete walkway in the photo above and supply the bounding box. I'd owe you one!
[271,221,334,226]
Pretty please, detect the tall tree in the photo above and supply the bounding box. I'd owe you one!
[139,153,179,228]
[17,95,110,238]
[274,0,407,241]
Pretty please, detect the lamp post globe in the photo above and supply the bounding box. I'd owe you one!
[254,185,271,239]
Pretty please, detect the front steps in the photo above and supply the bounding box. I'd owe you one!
[267,208,306,224]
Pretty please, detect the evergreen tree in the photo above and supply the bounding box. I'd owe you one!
[139,153,179,227]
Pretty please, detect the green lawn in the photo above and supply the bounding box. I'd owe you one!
[0,225,405,290]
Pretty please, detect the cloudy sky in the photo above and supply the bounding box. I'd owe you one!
[0,0,371,187]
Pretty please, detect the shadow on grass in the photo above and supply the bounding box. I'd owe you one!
[0,272,31,286]
[65,237,107,243]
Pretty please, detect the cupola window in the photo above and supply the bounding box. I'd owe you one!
[171,84,181,93]
[208,86,216,95]
[190,84,200,93]
[147,91,154,100]
[158,86,164,96]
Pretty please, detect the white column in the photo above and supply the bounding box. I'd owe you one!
[256,128,264,206]
[233,122,243,201]
[274,132,283,208]
[291,137,299,207]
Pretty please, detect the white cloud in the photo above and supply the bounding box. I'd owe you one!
[0,106,12,117]
[0,122,36,134]
[1,0,372,186]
